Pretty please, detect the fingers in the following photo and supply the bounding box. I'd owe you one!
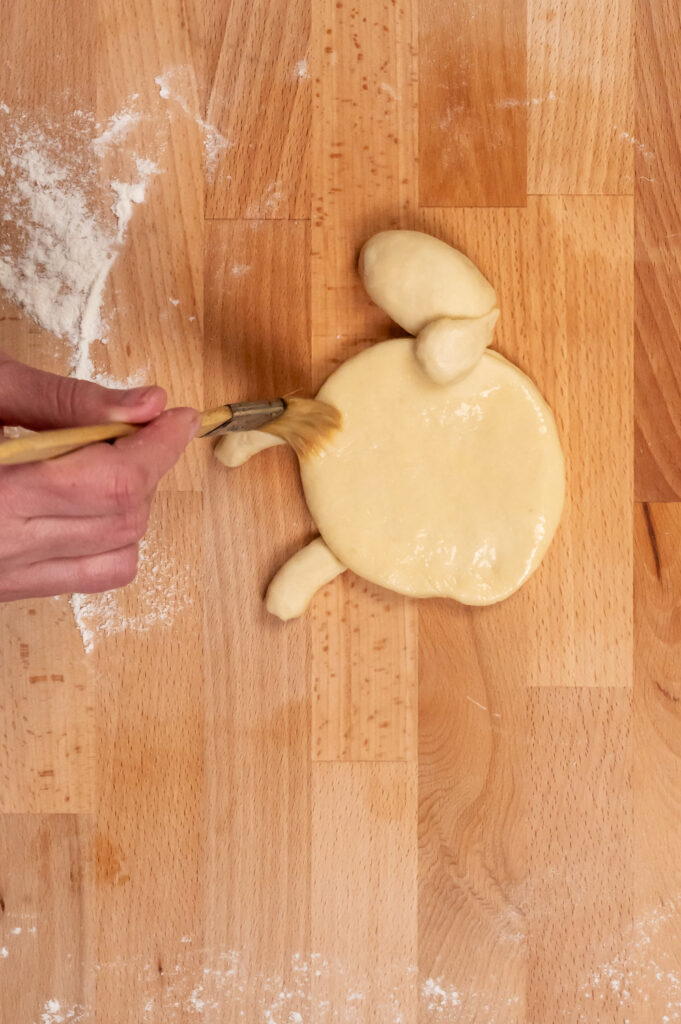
[0,503,152,569]
[112,405,201,482]
[0,544,140,603]
[4,407,200,517]
[0,355,167,429]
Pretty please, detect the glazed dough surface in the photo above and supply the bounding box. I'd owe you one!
[300,339,564,605]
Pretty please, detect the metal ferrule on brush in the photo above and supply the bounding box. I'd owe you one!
[203,399,286,437]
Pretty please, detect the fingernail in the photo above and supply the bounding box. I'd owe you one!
[118,386,158,406]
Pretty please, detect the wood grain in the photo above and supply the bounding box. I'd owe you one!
[205,0,311,219]
[184,0,230,117]
[0,0,95,113]
[0,0,680,1020]
[633,503,681,1019]
[525,688,633,1021]
[96,0,205,494]
[203,220,312,402]
[310,0,417,362]
[418,600,528,1023]
[309,0,419,764]
[0,0,97,816]
[202,221,311,1021]
[634,0,681,500]
[311,580,417,761]
[0,598,94,814]
[418,199,633,687]
[312,763,417,1020]
[0,815,93,1024]
[93,493,205,1020]
[527,0,633,195]
[419,0,527,207]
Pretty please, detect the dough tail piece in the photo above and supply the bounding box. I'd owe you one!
[261,397,342,459]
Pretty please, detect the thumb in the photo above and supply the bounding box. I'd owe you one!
[0,355,167,430]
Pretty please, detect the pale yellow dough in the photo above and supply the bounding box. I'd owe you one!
[415,310,500,385]
[265,538,346,620]
[299,340,564,604]
[359,230,497,335]
[213,228,564,617]
[214,430,285,468]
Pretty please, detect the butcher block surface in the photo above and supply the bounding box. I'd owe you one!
[1,0,681,1021]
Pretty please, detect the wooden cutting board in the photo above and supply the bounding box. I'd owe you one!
[1,0,680,1021]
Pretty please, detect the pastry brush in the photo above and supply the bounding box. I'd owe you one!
[0,396,341,466]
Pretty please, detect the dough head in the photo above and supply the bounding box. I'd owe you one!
[213,228,564,616]
[358,229,497,335]
[300,339,565,605]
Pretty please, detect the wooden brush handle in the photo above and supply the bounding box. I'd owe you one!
[0,406,232,466]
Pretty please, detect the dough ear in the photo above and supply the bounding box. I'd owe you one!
[358,229,496,334]
[415,309,500,385]
[266,537,346,620]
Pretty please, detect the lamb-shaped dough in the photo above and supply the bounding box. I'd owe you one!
[215,230,565,620]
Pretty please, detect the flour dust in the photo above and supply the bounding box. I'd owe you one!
[154,65,232,178]
[69,530,193,655]
[0,97,161,384]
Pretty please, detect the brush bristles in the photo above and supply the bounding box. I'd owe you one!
[261,397,342,458]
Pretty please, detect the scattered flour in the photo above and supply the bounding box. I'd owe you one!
[187,987,205,1012]
[154,66,232,177]
[0,100,161,382]
[577,898,681,1021]
[422,977,462,1013]
[87,366,148,390]
[110,948,415,1023]
[36,1000,86,1024]
[615,126,656,161]
[294,59,309,79]
[0,947,8,958]
[69,531,192,654]
[92,106,142,157]
[230,263,251,277]
[246,179,285,218]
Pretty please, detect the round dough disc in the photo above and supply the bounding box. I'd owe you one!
[300,339,564,605]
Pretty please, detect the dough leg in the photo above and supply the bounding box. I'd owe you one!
[214,430,285,468]
[266,537,346,620]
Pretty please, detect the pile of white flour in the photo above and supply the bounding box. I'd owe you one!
[0,101,160,382]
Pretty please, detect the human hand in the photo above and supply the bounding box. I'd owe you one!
[0,354,199,602]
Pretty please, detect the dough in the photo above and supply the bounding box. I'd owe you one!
[265,538,346,620]
[359,230,497,334]
[213,228,564,618]
[214,430,285,468]
[415,309,499,386]
[299,340,564,604]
